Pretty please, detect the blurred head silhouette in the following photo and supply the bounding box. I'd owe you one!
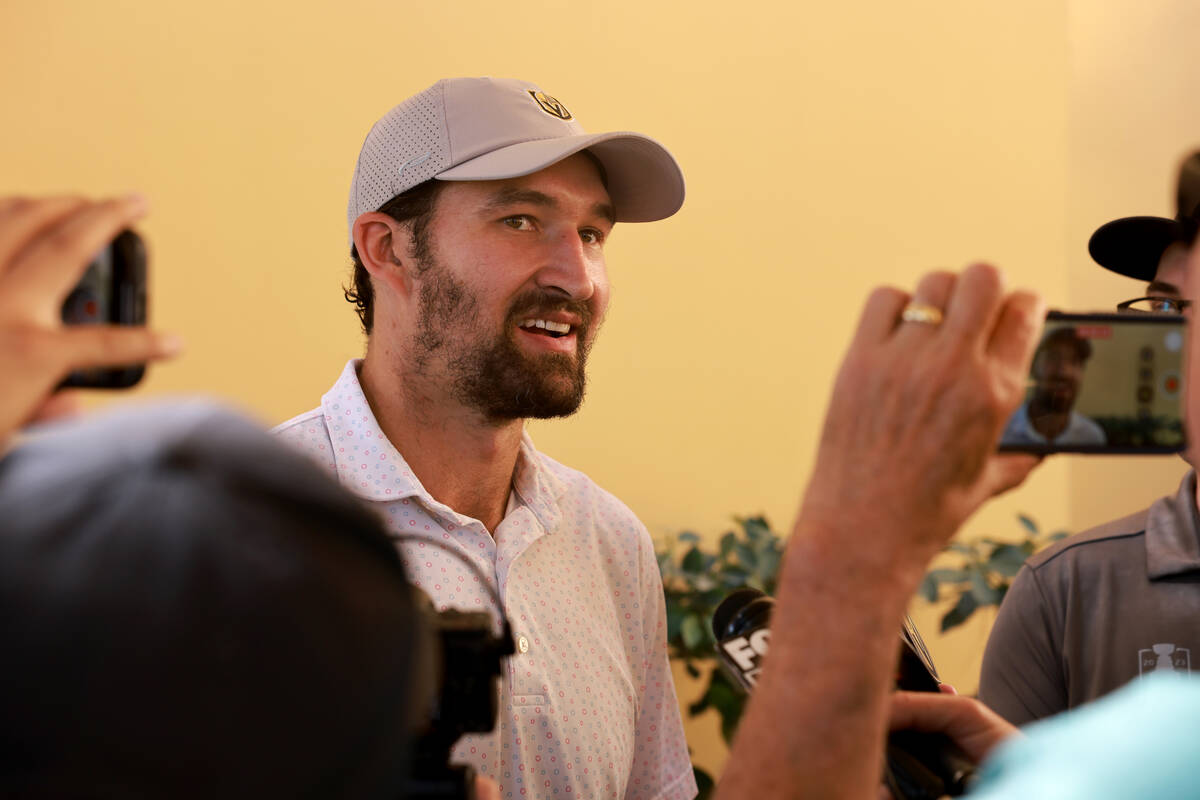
[0,402,429,799]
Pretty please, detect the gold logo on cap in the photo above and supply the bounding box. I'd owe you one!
[529,91,572,120]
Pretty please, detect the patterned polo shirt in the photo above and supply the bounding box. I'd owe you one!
[272,359,696,800]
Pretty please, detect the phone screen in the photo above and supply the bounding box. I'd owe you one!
[997,312,1187,454]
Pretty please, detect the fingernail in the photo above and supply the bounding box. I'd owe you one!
[158,333,184,356]
[125,192,149,213]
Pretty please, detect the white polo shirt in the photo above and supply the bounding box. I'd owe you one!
[272,360,696,800]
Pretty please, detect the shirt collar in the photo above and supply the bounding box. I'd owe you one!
[321,359,567,531]
[511,433,566,534]
[1146,469,1200,579]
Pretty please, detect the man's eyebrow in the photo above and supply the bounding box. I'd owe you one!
[592,201,616,225]
[484,188,558,211]
[482,188,616,225]
[1147,280,1182,296]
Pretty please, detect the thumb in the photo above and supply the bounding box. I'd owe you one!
[55,325,182,373]
[980,453,1042,499]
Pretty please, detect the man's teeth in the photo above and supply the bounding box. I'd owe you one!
[520,319,572,334]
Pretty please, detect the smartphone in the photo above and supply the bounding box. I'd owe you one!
[997,311,1186,454]
[59,229,147,389]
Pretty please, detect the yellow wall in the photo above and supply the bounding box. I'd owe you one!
[2,0,1195,783]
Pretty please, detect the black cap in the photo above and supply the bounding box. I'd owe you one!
[0,402,431,798]
[1088,151,1200,281]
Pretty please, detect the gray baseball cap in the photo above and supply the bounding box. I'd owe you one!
[347,77,685,244]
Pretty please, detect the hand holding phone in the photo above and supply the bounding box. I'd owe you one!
[997,311,1187,454]
[0,195,180,445]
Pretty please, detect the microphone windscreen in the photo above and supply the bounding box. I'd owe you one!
[712,587,766,639]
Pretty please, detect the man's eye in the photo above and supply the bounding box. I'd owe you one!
[580,228,606,245]
[502,216,534,230]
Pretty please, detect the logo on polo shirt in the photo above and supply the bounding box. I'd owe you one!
[1138,643,1192,676]
[529,91,572,120]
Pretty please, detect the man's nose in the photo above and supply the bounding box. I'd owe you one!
[536,231,598,301]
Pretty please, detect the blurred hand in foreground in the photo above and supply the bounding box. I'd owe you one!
[716,264,1045,800]
[798,263,1046,562]
[0,195,181,446]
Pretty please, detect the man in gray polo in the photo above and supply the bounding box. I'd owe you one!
[273,78,696,799]
[979,152,1200,725]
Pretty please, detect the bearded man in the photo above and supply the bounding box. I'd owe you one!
[273,77,696,800]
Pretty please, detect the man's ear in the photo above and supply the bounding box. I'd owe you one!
[353,213,417,297]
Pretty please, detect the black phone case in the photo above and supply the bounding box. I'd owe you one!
[59,230,147,390]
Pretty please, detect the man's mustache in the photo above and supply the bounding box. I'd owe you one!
[506,292,593,331]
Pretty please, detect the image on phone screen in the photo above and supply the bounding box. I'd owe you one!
[998,313,1187,454]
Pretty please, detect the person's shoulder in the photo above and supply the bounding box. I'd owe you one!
[1024,506,1151,571]
[533,449,647,532]
[270,406,326,439]
[269,407,337,473]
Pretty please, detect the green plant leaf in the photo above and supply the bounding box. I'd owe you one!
[741,516,771,542]
[706,675,747,745]
[681,546,705,573]
[1017,514,1039,534]
[720,568,751,587]
[918,573,939,602]
[940,591,979,632]
[678,531,701,544]
[685,661,700,679]
[968,566,1004,605]
[734,542,758,569]
[681,614,705,650]
[755,548,781,585]
[986,543,1029,577]
[719,532,736,559]
[926,567,969,583]
[693,766,715,800]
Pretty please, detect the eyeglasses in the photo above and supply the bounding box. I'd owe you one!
[1116,296,1192,315]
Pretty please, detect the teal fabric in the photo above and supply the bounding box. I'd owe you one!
[969,672,1200,799]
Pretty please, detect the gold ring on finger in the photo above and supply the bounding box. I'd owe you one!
[900,303,944,326]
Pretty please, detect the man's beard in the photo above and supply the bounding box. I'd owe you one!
[1032,381,1077,414]
[410,261,596,423]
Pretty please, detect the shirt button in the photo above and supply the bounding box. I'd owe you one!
[517,635,530,654]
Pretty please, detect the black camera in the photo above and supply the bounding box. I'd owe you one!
[406,589,515,798]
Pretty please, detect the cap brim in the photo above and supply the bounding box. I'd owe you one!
[435,132,685,223]
[1088,216,1183,281]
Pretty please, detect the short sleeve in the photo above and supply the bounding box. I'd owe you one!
[979,564,1067,726]
[622,528,698,800]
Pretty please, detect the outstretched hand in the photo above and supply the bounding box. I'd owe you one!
[798,263,1045,562]
[0,195,181,445]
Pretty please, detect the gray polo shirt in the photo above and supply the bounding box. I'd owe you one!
[979,471,1200,726]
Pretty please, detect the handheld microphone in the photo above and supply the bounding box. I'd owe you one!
[712,588,775,690]
[711,587,978,799]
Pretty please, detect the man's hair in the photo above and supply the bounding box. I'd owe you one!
[345,179,445,334]
[1038,327,1093,362]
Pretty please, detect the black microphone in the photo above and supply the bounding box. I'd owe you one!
[711,587,978,799]
[712,587,775,690]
